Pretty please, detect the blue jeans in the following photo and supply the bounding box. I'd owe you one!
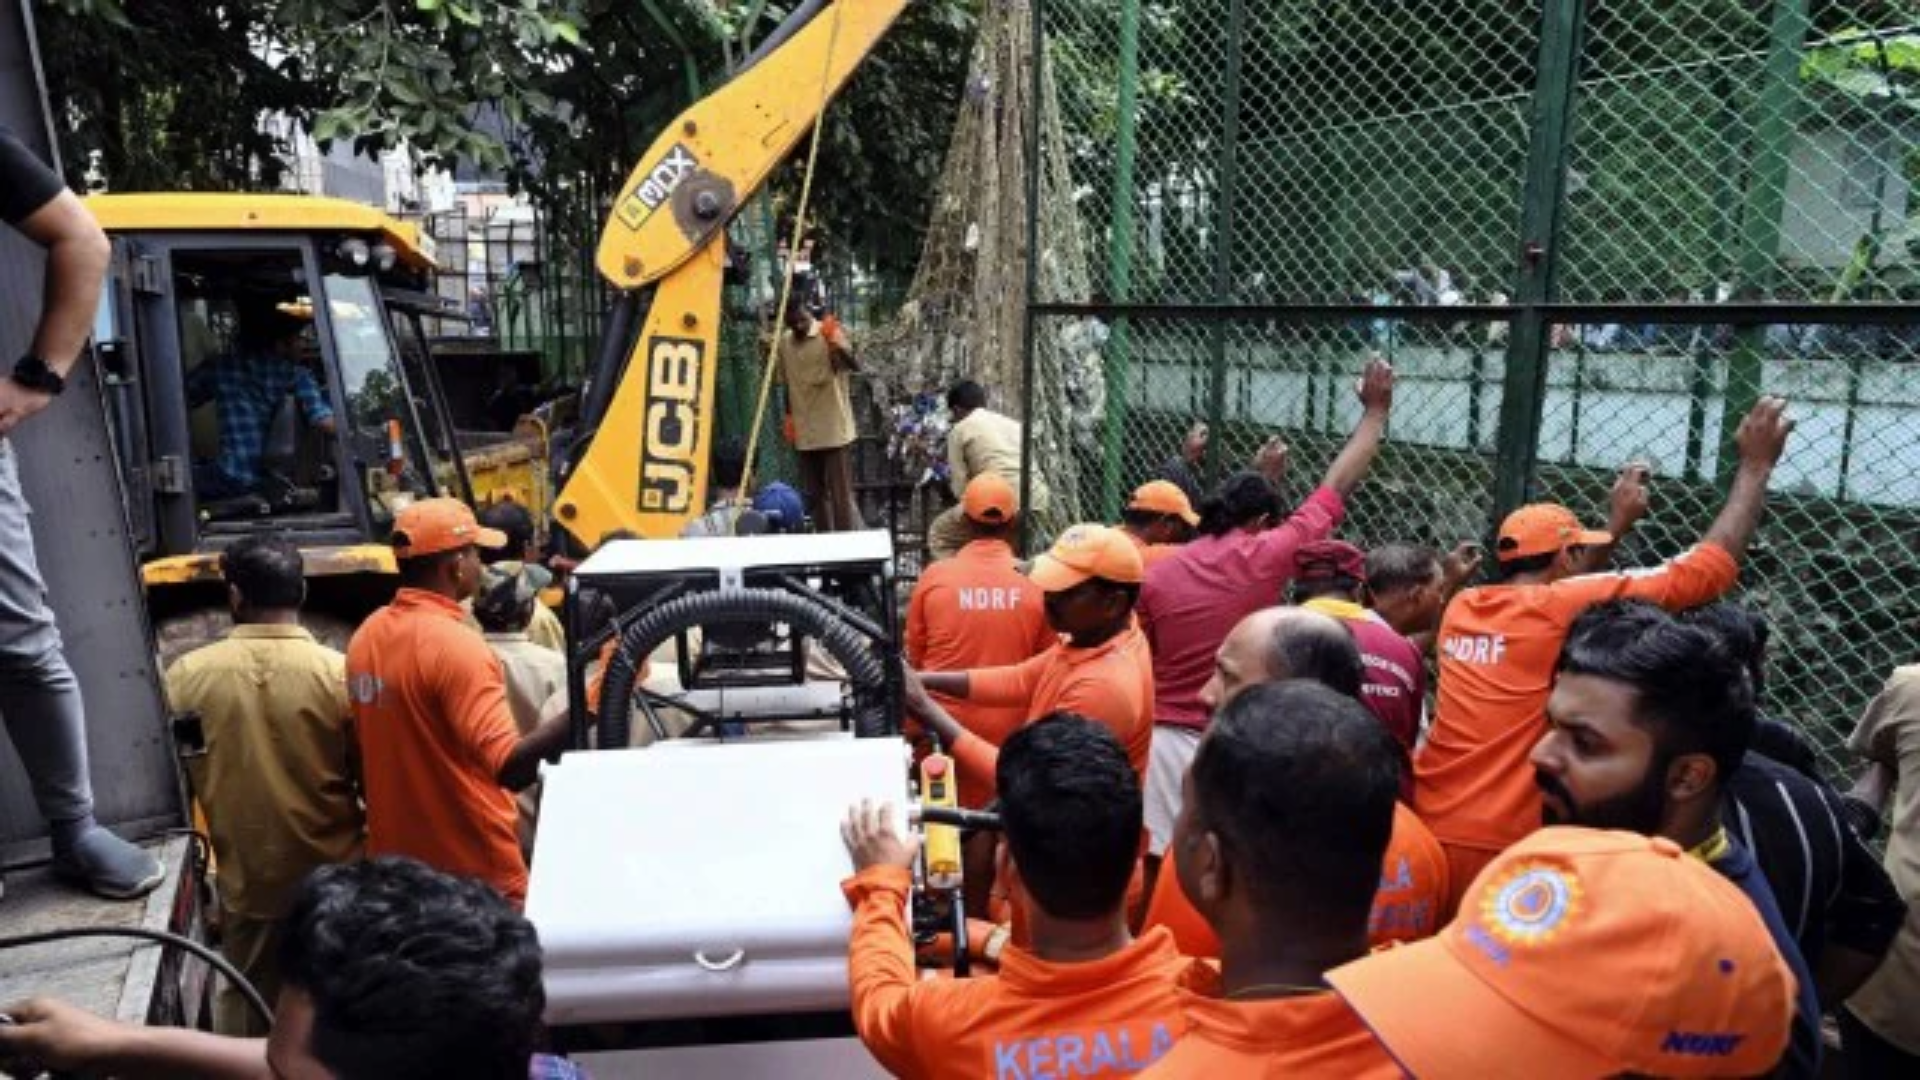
[0,439,93,828]
[193,460,251,500]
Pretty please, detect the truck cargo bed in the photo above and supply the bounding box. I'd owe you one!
[0,838,205,1025]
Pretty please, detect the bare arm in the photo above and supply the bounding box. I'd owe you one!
[1319,357,1394,498]
[1571,462,1652,575]
[903,667,968,747]
[0,191,110,436]
[499,707,571,792]
[0,998,270,1080]
[1252,435,1289,487]
[17,189,109,375]
[1701,396,1794,562]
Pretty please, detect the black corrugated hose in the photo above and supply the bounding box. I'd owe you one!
[595,587,896,748]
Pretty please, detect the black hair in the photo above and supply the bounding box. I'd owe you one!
[221,533,306,610]
[1292,574,1363,604]
[473,582,536,635]
[1120,507,1177,530]
[1498,550,1558,579]
[711,436,749,490]
[1267,609,1364,699]
[396,548,463,589]
[1191,681,1399,923]
[996,713,1143,920]
[967,515,1018,543]
[238,307,306,350]
[478,502,536,565]
[1090,578,1142,611]
[1196,472,1283,538]
[1558,600,1755,785]
[278,858,545,1080]
[1680,601,1769,700]
[1364,543,1443,597]
[947,380,988,413]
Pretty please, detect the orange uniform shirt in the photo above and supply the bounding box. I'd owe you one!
[908,539,1058,807]
[843,864,1187,1080]
[1142,802,1449,955]
[950,624,1156,784]
[1413,542,1738,854]
[346,588,527,903]
[1139,962,1400,1079]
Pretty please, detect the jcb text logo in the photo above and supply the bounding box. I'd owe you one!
[639,335,703,515]
[614,144,699,230]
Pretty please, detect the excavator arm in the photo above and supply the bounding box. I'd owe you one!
[554,0,912,546]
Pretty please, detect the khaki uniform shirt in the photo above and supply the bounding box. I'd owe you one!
[1847,665,1920,1053]
[165,625,363,919]
[779,319,857,451]
[487,631,569,855]
[946,407,1049,512]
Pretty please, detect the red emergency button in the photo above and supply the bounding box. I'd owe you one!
[924,757,948,779]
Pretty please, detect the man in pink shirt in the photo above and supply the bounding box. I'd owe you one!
[1138,358,1394,861]
[1291,540,1426,796]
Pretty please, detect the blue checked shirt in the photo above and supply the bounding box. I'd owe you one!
[186,354,335,489]
[528,1054,591,1079]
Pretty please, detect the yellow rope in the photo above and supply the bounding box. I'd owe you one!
[737,0,850,504]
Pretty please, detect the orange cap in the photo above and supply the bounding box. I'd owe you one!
[963,473,1019,524]
[1028,524,1145,593]
[1496,503,1612,562]
[1127,480,1200,527]
[1328,827,1795,1079]
[391,498,508,559]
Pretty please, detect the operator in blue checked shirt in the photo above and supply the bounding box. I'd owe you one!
[187,305,336,501]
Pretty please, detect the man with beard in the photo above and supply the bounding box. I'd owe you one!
[1529,600,1820,1079]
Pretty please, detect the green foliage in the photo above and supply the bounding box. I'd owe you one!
[39,0,585,188]
[45,0,976,294]
[39,0,318,189]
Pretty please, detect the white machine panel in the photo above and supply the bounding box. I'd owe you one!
[575,529,894,579]
[527,737,911,1023]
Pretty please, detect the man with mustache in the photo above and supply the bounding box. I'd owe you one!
[1530,599,1820,1079]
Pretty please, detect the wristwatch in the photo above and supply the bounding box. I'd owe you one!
[12,354,65,396]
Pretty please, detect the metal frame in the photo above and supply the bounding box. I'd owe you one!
[1022,0,1920,543]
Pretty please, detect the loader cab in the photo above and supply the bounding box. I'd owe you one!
[88,195,468,546]
[85,195,475,646]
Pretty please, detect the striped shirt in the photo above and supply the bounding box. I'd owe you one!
[1724,749,1905,997]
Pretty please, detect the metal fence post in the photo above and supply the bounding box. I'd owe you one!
[1018,0,1046,554]
[1719,0,1808,486]
[1492,0,1586,523]
[1201,0,1249,492]
[1098,0,1143,521]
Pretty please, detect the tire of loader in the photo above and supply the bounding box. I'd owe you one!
[153,607,359,670]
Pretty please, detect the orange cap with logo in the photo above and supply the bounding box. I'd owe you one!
[390,498,509,559]
[1496,503,1612,562]
[1127,480,1200,527]
[1327,827,1795,1079]
[1028,523,1146,593]
[963,473,1019,524]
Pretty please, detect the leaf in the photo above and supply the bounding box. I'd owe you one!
[388,78,426,106]
[552,19,582,46]
[416,0,442,10]
[448,2,482,27]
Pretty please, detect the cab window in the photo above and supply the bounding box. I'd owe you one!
[173,249,344,522]
[319,271,440,531]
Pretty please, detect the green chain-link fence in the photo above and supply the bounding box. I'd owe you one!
[1028,0,1920,777]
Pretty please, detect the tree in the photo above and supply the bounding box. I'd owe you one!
[39,0,585,189]
[41,0,974,294]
